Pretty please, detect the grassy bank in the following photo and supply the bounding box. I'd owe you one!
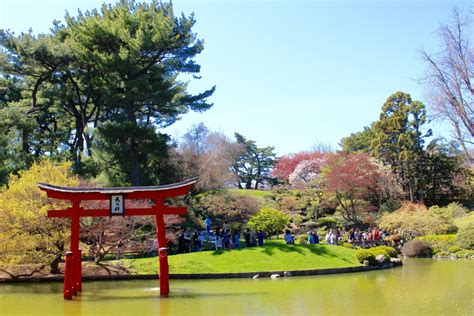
[119,240,361,274]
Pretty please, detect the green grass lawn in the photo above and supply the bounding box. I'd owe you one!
[119,240,361,274]
[227,189,272,199]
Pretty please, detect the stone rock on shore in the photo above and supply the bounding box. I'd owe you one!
[375,255,387,263]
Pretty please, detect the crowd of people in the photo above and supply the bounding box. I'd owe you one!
[142,216,393,257]
[284,229,320,244]
[284,226,391,246]
[169,217,266,254]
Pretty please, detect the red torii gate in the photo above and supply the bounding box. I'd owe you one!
[38,178,196,300]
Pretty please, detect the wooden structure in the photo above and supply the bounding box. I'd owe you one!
[38,178,197,300]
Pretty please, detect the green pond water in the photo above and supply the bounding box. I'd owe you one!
[1,259,473,315]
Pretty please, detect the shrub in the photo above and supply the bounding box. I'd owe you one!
[0,160,79,275]
[247,207,289,238]
[343,242,354,249]
[447,245,462,253]
[401,240,433,257]
[415,234,456,253]
[416,234,456,243]
[355,249,376,265]
[291,215,303,227]
[316,217,337,228]
[371,246,397,258]
[455,223,474,250]
[454,213,474,229]
[296,235,307,245]
[455,251,470,258]
[301,220,318,229]
[318,228,328,240]
[429,203,469,221]
[379,199,402,213]
[383,234,401,247]
[436,251,450,257]
[379,202,455,239]
[369,248,389,261]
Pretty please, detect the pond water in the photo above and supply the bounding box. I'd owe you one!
[1,259,473,315]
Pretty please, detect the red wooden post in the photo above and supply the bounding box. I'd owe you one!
[158,247,169,296]
[70,200,80,295]
[64,251,74,300]
[76,249,82,292]
[155,208,169,297]
[39,178,197,300]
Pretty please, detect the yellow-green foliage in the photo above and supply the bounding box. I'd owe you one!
[0,160,78,269]
[429,203,469,223]
[454,213,474,229]
[247,207,289,236]
[296,235,307,245]
[379,202,456,239]
[355,249,376,265]
[456,223,474,250]
[414,234,456,253]
[371,246,397,258]
[369,248,390,260]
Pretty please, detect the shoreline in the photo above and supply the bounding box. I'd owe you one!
[0,261,402,283]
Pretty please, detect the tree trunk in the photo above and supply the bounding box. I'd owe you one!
[22,128,29,154]
[245,179,251,189]
[127,110,140,186]
[74,117,85,170]
[408,184,414,203]
[50,253,63,274]
[129,135,140,185]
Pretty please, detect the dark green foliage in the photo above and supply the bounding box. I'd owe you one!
[340,125,375,153]
[371,91,429,202]
[0,0,215,185]
[401,240,433,257]
[423,140,472,205]
[94,120,178,186]
[456,223,474,250]
[379,199,402,213]
[355,249,376,265]
[232,133,276,189]
[316,217,338,228]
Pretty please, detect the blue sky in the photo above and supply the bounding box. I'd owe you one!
[1,0,471,155]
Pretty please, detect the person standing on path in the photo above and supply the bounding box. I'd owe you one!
[204,216,212,234]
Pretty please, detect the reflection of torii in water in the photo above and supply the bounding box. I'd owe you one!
[38,178,197,300]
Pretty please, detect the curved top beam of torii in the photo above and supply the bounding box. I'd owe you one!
[37,178,197,299]
[38,177,198,201]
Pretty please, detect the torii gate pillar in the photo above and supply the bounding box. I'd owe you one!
[38,178,196,300]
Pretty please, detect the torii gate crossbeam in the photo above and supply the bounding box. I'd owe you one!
[38,178,196,300]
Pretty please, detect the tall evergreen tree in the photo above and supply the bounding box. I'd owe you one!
[339,124,375,153]
[371,91,430,202]
[1,0,215,185]
[232,133,276,189]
